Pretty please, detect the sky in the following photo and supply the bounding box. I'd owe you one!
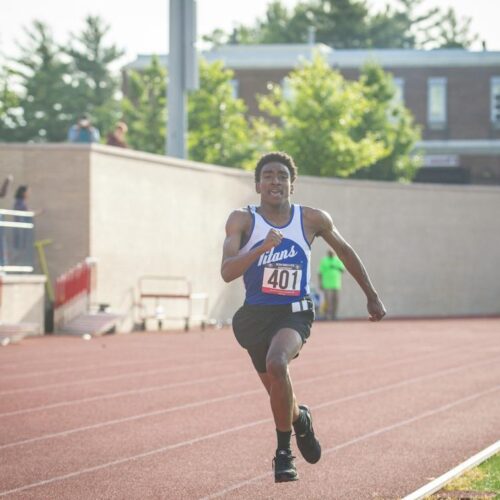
[1,0,499,66]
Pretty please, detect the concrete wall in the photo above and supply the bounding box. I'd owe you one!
[0,275,46,333]
[0,144,90,281]
[89,146,254,328]
[1,144,500,330]
[299,177,500,318]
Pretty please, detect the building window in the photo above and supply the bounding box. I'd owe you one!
[491,77,500,127]
[427,77,447,129]
[393,77,404,104]
[230,79,239,99]
[281,77,293,100]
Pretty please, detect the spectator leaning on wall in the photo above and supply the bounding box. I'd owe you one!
[67,114,100,143]
[106,121,128,148]
[0,175,13,266]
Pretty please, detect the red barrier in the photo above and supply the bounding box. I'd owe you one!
[55,261,92,307]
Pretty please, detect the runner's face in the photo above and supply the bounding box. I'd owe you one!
[257,163,292,205]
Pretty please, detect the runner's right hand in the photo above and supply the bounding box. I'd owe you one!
[261,229,283,251]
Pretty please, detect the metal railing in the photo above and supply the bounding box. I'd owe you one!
[0,209,35,273]
[136,275,209,331]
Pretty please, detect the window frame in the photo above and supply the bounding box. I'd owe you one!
[427,77,447,130]
[229,79,239,99]
[490,76,500,127]
[393,77,405,105]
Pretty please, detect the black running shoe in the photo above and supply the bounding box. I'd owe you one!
[294,405,321,464]
[273,449,298,483]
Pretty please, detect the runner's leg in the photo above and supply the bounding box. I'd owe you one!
[332,289,339,320]
[258,372,300,423]
[264,328,303,431]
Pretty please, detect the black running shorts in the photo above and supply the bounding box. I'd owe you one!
[232,298,314,373]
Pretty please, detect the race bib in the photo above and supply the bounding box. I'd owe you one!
[262,263,302,296]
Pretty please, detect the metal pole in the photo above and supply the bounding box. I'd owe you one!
[167,0,186,158]
[34,239,54,302]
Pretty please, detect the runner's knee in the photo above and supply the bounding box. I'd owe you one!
[266,354,288,379]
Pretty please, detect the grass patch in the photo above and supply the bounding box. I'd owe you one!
[431,452,500,499]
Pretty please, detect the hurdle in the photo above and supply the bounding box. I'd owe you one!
[136,275,208,331]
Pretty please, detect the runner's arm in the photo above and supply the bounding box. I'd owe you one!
[0,175,13,198]
[221,211,281,283]
[310,209,386,321]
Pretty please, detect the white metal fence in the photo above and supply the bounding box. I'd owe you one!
[0,209,35,273]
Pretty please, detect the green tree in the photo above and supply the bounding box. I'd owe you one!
[367,0,441,48]
[0,67,24,141]
[301,0,371,49]
[203,0,477,50]
[202,28,230,47]
[425,8,478,49]
[254,54,389,177]
[122,57,254,166]
[241,0,307,44]
[65,16,125,136]
[8,21,77,142]
[205,0,370,47]
[350,63,421,181]
[368,4,417,48]
[121,55,167,154]
[188,59,253,167]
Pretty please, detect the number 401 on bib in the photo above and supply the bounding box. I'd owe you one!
[262,263,302,296]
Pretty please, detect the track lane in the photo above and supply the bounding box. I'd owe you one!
[1,319,499,499]
[1,352,498,496]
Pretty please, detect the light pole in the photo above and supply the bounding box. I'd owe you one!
[167,0,199,158]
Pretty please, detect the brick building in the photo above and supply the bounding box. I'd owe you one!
[125,44,500,184]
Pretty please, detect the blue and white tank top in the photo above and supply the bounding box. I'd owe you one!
[239,204,311,305]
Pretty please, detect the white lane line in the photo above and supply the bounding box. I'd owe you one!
[1,355,497,451]
[0,417,270,498]
[1,357,197,381]
[0,342,343,382]
[0,358,233,396]
[308,356,500,412]
[0,337,242,374]
[0,342,352,394]
[0,339,376,388]
[0,346,488,419]
[0,328,491,375]
[0,388,262,450]
[0,371,249,418]
[200,385,500,499]
[0,346,389,416]
[2,383,499,499]
[1,334,494,388]
[0,343,467,418]
[0,352,231,381]
[0,345,238,380]
[0,343,426,372]
[0,333,271,372]
[2,317,496,371]
[403,440,500,500]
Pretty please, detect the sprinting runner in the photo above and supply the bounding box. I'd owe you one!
[221,151,386,482]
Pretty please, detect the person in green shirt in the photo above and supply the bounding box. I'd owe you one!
[318,250,345,320]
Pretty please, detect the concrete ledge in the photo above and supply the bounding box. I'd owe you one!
[0,323,41,346]
[1,274,46,284]
[0,274,46,334]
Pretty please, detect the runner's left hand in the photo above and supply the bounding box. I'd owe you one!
[367,296,386,322]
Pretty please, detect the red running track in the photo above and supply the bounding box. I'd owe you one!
[0,319,499,499]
